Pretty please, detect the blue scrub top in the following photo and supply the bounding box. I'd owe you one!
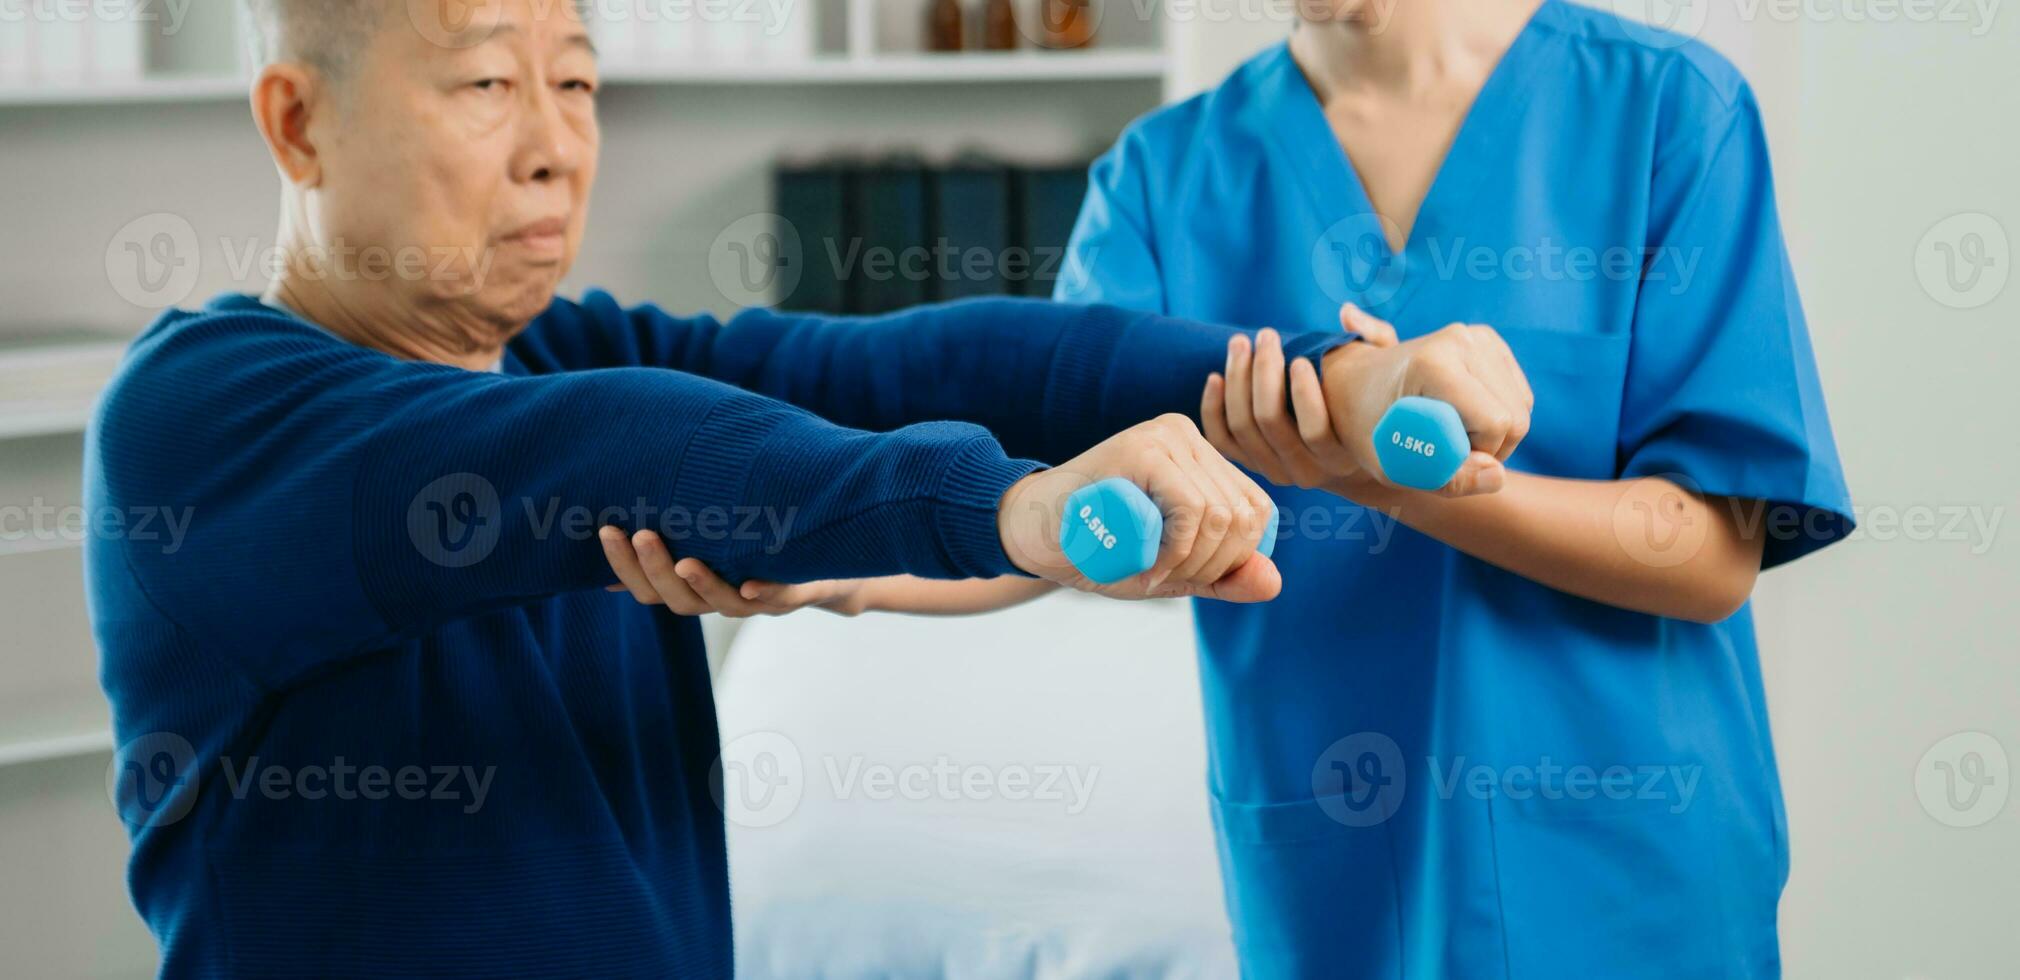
[1058,4,1853,977]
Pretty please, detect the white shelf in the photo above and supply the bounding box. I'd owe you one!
[0,730,115,768]
[0,74,249,107]
[0,700,116,769]
[0,50,1166,107]
[606,50,1168,85]
[0,339,126,440]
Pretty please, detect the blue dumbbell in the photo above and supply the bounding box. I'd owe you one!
[1059,477,1279,586]
[1371,396,1469,491]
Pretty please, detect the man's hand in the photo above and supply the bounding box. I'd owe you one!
[997,414,1282,603]
[1203,304,1532,499]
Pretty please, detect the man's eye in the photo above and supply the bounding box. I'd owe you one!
[560,79,596,94]
[471,79,508,92]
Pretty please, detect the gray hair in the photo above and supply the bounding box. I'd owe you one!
[239,1,592,80]
[238,0,383,79]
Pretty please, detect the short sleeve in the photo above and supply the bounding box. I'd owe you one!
[1054,132,1169,314]
[1619,86,1853,568]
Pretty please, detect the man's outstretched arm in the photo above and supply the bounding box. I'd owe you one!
[98,311,1276,690]
[535,293,1354,466]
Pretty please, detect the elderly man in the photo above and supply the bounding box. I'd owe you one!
[86,0,1532,975]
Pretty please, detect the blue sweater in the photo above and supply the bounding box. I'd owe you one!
[86,292,1349,978]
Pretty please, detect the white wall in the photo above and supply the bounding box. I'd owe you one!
[1167,3,2020,977]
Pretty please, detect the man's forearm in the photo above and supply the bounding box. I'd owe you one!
[1351,474,1765,623]
[710,299,1354,464]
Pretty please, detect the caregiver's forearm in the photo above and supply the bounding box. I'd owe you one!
[1354,474,1765,623]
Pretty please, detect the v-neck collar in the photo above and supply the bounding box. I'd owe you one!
[1257,1,1565,323]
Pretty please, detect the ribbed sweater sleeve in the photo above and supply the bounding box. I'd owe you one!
[97,307,1038,687]
[520,293,1356,466]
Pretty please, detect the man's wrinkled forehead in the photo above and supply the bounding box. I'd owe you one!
[402,0,592,53]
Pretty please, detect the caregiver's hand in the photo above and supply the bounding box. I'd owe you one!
[601,527,875,618]
[1204,304,1531,499]
[999,414,1282,603]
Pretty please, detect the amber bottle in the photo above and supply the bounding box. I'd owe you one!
[983,0,1018,50]
[929,0,966,51]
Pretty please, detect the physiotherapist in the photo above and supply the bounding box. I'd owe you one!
[84,1,1534,976]
[1056,1,1854,977]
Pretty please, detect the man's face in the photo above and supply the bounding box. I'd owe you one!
[311,0,600,329]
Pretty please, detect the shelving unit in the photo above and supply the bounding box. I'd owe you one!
[0,338,126,440]
[0,51,1165,108]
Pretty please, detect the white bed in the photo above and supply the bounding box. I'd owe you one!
[712,591,1239,979]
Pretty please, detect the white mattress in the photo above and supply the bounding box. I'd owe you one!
[715,590,1238,979]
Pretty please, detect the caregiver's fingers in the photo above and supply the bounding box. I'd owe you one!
[1224,335,1294,485]
[1417,326,1521,462]
[630,531,716,615]
[602,527,665,605]
[1463,325,1532,460]
[1341,303,1399,347]
[1202,373,1237,459]
[1250,330,1329,487]
[671,558,775,619]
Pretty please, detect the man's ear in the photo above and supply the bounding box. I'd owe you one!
[250,63,325,187]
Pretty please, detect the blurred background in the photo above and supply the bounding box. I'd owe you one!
[0,0,2014,976]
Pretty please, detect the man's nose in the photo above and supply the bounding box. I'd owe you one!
[512,88,583,184]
